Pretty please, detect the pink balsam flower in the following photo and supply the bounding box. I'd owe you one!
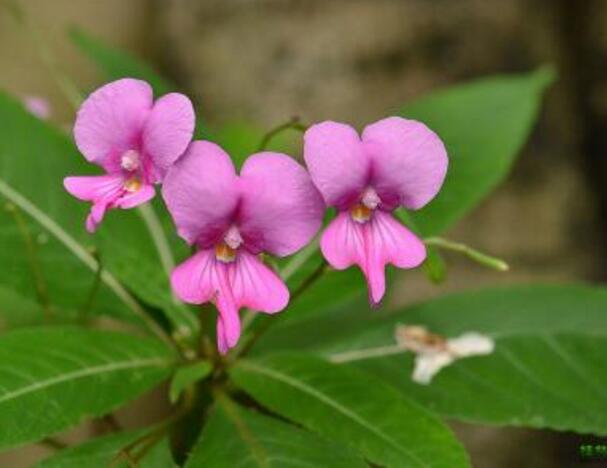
[304,117,448,305]
[23,96,51,120]
[64,78,195,232]
[163,141,324,354]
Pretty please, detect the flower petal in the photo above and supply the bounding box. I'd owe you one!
[162,141,239,247]
[64,174,124,202]
[412,352,454,385]
[64,174,125,233]
[320,211,366,271]
[303,121,370,209]
[230,250,289,313]
[171,250,242,354]
[143,93,195,179]
[320,210,425,305]
[362,116,448,210]
[448,333,494,358]
[74,79,153,170]
[114,184,156,209]
[238,152,324,256]
[170,249,218,304]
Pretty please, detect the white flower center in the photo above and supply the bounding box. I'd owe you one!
[120,149,141,172]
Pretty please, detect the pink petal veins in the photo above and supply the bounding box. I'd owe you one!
[171,248,289,354]
[230,250,289,314]
[321,210,426,305]
[65,174,155,231]
[74,79,153,170]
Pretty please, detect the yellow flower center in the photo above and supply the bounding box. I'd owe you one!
[215,242,237,263]
[350,204,372,223]
[123,177,142,193]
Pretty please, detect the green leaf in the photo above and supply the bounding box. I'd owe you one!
[0,327,176,449]
[0,89,194,340]
[399,67,555,236]
[306,284,607,435]
[37,430,173,468]
[0,90,146,326]
[186,395,366,467]
[169,360,212,404]
[0,286,46,329]
[231,354,470,468]
[69,28,175,96]
[94,203,200,343]
[36,429,146,467]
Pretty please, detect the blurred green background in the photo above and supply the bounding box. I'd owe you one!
[1,1,606,466]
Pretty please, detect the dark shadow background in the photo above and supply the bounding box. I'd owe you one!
[1,0,606,466]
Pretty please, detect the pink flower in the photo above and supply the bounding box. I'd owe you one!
[304,117,448,305]
[163,141,324,354]
[23,96,51,120]
[64,78,195,232]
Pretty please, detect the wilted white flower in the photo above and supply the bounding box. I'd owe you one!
[395,325,494,385]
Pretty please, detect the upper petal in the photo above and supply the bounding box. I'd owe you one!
[303,121,370,209]
[142,93,195,180]
[230,251,289,314]
[362,117,448,210]
[74,79,153,169]
[238,152,324,257]
[162,141,239,247]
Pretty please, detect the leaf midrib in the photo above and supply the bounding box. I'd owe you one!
[0,356,171,404]
[0,178,167,338]
[237,360,425,467]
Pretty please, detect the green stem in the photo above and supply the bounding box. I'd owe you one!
[257,116,307,152]
[329,344,407,364]
[4,202,52,319]
[137,204,176,282]
[424,237,509,272]
[137,204,200,342]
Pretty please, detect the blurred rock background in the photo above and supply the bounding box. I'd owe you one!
[1,0,607,466]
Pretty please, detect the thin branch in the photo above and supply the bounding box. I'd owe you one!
[424,237,509,272]
[257,116,307,152]
[101,413,123,433]
[137,204,176,283]
[39,436,68,451]
[4,202,52,319]
[328,345,407,364]
[137,204,199,336]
